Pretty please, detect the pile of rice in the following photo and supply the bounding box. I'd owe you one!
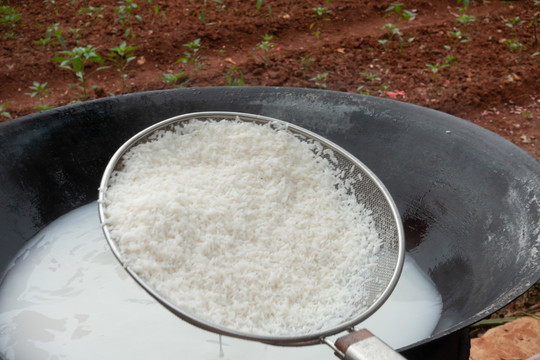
[101,118,382,336]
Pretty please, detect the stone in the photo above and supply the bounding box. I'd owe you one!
[470,315,540,360]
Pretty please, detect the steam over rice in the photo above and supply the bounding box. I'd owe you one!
[101,118,382,336]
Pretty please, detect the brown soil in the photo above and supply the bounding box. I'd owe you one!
[1,0,539,161]
[1,0,539,344]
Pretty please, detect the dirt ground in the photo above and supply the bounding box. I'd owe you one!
[1,0,539,351]
[1,0,539,161]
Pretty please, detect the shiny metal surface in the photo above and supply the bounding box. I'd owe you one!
[98,111,405,346]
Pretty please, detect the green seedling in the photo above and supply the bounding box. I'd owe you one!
[0,5,22,38]
[255,34,276,67]
[310,7,332,38]
[159,72,189,87]
[224,65,245,86]
[107,42,138,93]
[26,82,54,111]
[455,13,477,26]
[300,55,315,77]
[361,72,381,83]
[78,6,105,18]
[356,85,371,95]
[34,23,66,49]
[0,103,12,120]
[380,23,414,49]
[384,2,416,21]
[447,29,472,43]
[177,38,205,72]
[457,0,469,10]
[504,16,525,36]
[26,81,50,100]
[504,39,527,53]
[53,45,110,99]
[115,0,143,37]
[425,63,449,80]
[310,71,330,89]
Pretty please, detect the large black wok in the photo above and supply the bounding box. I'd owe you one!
[1,87,539,360]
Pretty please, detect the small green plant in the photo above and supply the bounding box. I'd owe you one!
[224,65,245,86]
[425,63,449,80]
[0,103,12,120]
[504,39,527,53]
[457,0,469,10]
[455,13,477,26]
[177,38,205,73]
[384,2,416,21]
[380,23,414,49]
[0,5,22,38]
[504,16,525,36]
[310,6,332,38]
[53,45,110,99]
[447,29,472,43]
[26,82,54,111]
[521,111,533,120]
[255,34,276,67]
[114,0,143,37]
[25,81,50,99]
[107,42,138,93]
[34,23,67,49]
[300,55,315,77]
[43,0,58,13]
[361,72,381,83]
[310,71,330,88]
[78,6,105,18]
[159,72,189,87]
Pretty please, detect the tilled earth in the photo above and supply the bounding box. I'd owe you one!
[1,0,539,357]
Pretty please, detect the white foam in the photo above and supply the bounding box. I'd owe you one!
[0,203,442,359]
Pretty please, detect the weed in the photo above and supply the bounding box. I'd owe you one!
[380,23,414,49]
[425,63,449,80]
[455,13,477,26]
[256,0,263,11]
[310,71,330,88]
[159,72,189,87]
[151,4,166,23]
[177,38,205,73]
[0,5,22,38]
[300,55,315,77]
[504,39,527,53]
[224,65,245,86]
[521,111,533,120]
[78,6,105,18]
[0,103,12,120]
[107,42,138,93]
[457,0,469,10]
[53,45,110,99]
[310,6,332,38]
[255,34,276,67]
[34,23,66,49]
[361,72,381,83]
[504,16,525,36]
[115,0,143,37]
[26,82,54,111]
[384,2,416,21]
[26,81,50,100]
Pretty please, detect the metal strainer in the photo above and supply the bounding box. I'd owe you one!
[98,112,405,359]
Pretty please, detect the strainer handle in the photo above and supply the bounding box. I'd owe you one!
[333,329,406,360]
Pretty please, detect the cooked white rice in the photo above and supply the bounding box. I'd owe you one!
[102,118,382,336]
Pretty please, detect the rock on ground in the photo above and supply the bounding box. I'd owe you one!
[470,315,540,360]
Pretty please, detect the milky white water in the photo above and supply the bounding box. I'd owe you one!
[0,202,442,360]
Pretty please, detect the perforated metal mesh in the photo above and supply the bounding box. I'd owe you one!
[99,111,404,346]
